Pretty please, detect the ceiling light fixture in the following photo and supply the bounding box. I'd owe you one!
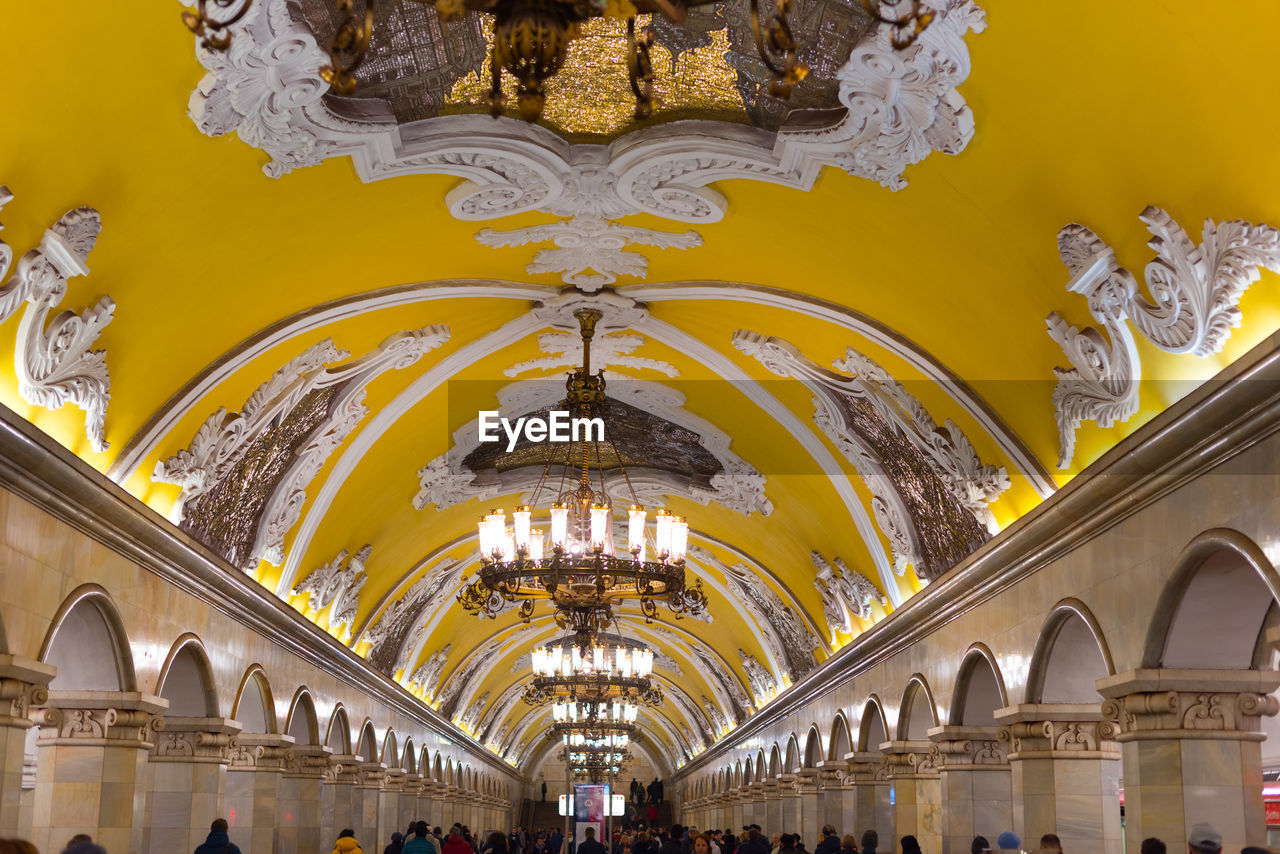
[181,0,931,123]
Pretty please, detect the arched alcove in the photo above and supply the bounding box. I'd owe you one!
[155,635,219,717]
[403,737,417,774]
[40,585,136,691]
[1145,529,1280,669]
[829,712,852,759]
[803,724,822,767]
[232,665,277,733]
[783,734,800,773]
[434,753,444,783]
[950,645,1008,726]
[897,676,939,739]
[858,697,889,752]
[768,743,781,777]
[743,755,754,784]
[382,729,399,767]
[286,687,320,744]
[357,720,378,762]
[325,705,352,755]
[1026,599,1114,703]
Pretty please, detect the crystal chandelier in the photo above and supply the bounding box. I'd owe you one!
[562,731,632,749]
[181,1,932,123]
[532,640,654,681]
[521,665,663,707]
[550,697,640,724]
[458,309,709,624]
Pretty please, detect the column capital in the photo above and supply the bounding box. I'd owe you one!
[843,751,889,782]
[357,760,388,788]
[815,761,849,789]
[284,742,333,778]
[151,715,243,763]
[228,731,296,770]
[879,740,941,778]
[1097,669,1280,742]
[0,654,55,729]
[925,724,1008,768]
[32,690,168,748]
[327,753,364,783]
[993,703,1121,759]
[793,767,821,793]
[760,778,781,799]
[384,767,407,791]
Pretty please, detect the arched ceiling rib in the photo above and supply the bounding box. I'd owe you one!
[5,0,1280,774]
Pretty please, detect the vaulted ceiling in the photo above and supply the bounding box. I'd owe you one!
[4,0,1280,772]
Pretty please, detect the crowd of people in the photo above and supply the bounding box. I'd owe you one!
[0,813,1263,854]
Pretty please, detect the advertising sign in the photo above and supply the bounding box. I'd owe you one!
[573,783,609,848]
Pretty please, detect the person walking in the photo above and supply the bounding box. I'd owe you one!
[815,827,840,854]
[334,829,366,854]
[900,836,921,854]
[386,833,406,854]
[859,831,878,854]
[194,818,243,854]
[406,822,442,854]
[579,828,607,854]
[542,781,549,803]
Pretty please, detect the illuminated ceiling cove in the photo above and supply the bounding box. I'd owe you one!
[4,0,1280,772]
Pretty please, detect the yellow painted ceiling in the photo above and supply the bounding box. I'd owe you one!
[4,0,1280,767]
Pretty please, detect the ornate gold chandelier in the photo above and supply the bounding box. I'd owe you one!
[457,308,709,624]
[182,0,934,123]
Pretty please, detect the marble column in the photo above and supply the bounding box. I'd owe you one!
[381,767,406,842]
[30,690,167,854]
[927,726,1011,854]
[846,752,893,841]
[1098,669,1280,854]
[776,773,800,833]
[400,772,424,828]
[279,743,331,854]
[355,761,387,845]
[145,715,242,854]
[226,732,295,854]
[817,764,854,836]
[730,789,746,831]
[323,754,362,847]
[994,704,1121,854]
[747,781,766,829]
[881,741,941,854]
[0,654,53,834]
[795,769,822,842]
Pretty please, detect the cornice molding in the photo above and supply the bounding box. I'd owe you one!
[0,402,522,782]
[671,327,1280,781]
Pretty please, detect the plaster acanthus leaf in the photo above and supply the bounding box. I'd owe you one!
[408,644,452,697]
[475,215,701,289]
[358,570,437,667]
[436,653,489,713]
[0,189,114,452]
[156,325,450,570]
[504,330,678,378]
[812,550,887,641]
[459,692,489,733]
[291,544,370,636]
[738,648,777,706]
[644,623,747,722]
[1047,208,1280,467]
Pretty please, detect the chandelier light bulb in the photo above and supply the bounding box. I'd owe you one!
[529,529,545,561]
[590,504,609,552]
[513,505,532,551]
[670,516,688,562]
[654,509,673,559]
[628,505,646,556]
[550,504,568,549]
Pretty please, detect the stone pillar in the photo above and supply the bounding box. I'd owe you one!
[0,655,53,834]
[145,716,242,854]
[422,780,442,827]
[381,767,406,843]
[881,741,941,854]
[400,772,423,828]
[226,732,295,854]
[746,781,765,829]
[30,690,167,854]
[323,754,362,846]
[355,761,387,845]
[993,704,1121,854]
[1098,670,1280,854]
[762,779,783,834]
[817,764,853,837]
[927,726,1011,854]
[846,752,892,842]
[730,789,746,831]
[279,743,330,854]
[795,769,822,842]
[775,774,799,834]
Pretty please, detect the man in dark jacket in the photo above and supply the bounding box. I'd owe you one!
[658,824,685,854]
[193,818,242,854]
[578,827,607,854]
[405,822,441,854]
[738,828,770,854]
[859,831,878,854]
[815,826,840,854]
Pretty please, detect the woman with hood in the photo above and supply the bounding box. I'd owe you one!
[334,829,366,854]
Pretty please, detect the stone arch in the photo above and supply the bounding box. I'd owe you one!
[857,696,890,752]
[949,644,1009,726]
[828,712,853,760]
[231,664,278,733]
[356,719,378,762]
[445,757,454,786]
[756,749,766,780]
[803,724,822,767]
[285,687,320,744]
[896,676,939,740]
[435,752,445,783]
[325,704,352,755]
[768,743,782,777]
[154,633,219,717]
[743,755,754,784]
[403,737,417,773]
[733,760,742,788]
[1026,598,1115,703]
[1143,528,1280,669]
[783,733,801,772]
[382,729,399,766]
[39,584,137,691]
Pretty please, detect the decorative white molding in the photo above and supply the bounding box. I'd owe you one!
[458,691,489,732]
[0,188,114,452]
[734,330,1008,575]
[186,0,984,212]
[476,215,701,289]
[290,544,370,636]
[739,648,777,706]
[408,644,452,699]
[504,330,678,379]
[155,325,449,569]
[1048,207,1280,468]
[811,550,887,641]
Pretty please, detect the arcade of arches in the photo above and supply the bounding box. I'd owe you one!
[7,1,1280,853]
